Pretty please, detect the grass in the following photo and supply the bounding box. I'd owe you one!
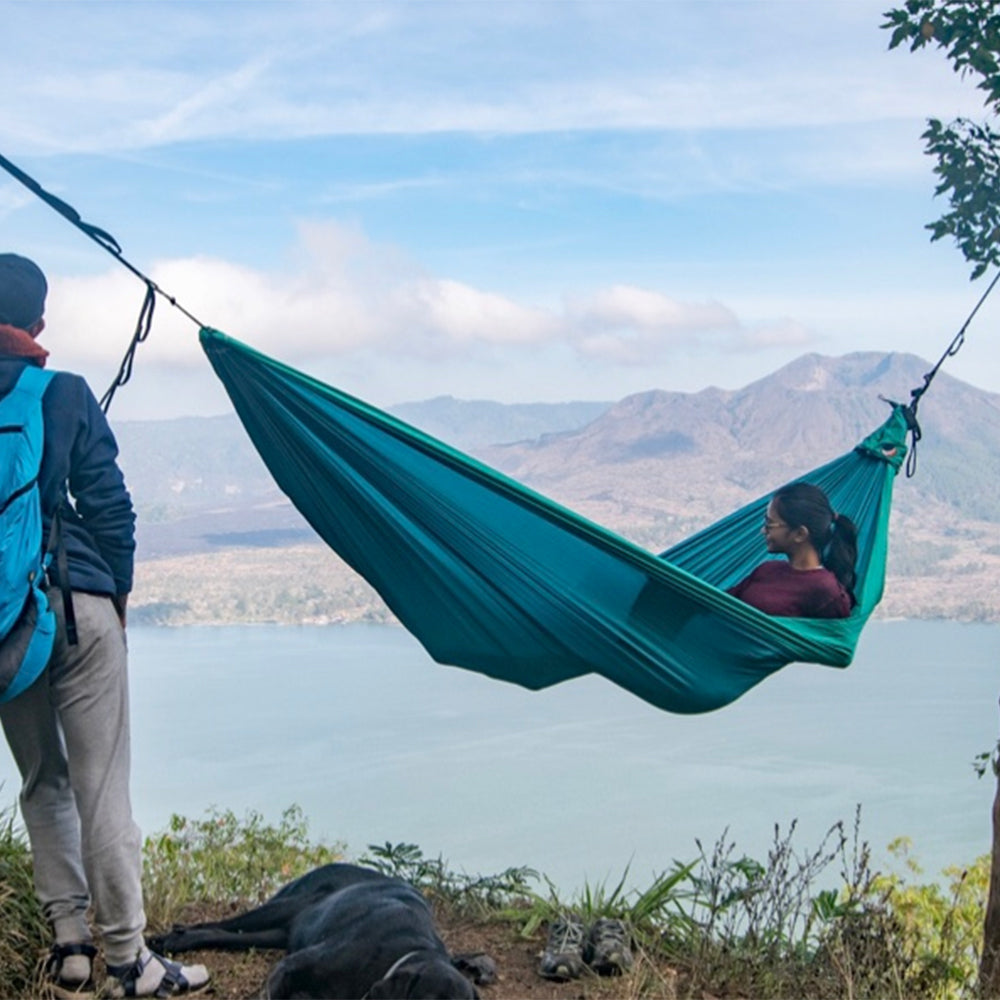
[0,802,48,998]
[0,800,990,1000]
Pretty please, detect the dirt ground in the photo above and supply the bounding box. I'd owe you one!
[134,904,683,1000]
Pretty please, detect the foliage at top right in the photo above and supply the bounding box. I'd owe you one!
[883,0,1000,278]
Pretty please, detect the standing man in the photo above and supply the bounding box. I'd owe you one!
[0,254,209,998]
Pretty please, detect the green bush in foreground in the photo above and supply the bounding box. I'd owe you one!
[868,838,989,1000]
[141,804,344,929]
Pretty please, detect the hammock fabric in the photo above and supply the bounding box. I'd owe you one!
[201,327,908,714]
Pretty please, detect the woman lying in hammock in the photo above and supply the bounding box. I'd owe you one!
[728,482,858,619]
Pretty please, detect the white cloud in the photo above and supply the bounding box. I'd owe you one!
[7,61,980,155]
[41,223,563,369]
[562,284,809,364]
[397,279,557,350]
[134,59,276,148]
[568,288,731,363]
[739,319,814,350]
[569,285,737,335]
[39,222,819,389]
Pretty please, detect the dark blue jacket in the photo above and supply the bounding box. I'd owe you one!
[0,358,135,597]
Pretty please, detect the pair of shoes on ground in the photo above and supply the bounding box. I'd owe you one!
[538,912,634,980]
[46,942,209,999]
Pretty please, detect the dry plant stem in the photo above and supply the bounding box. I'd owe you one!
[980,696,1000,999]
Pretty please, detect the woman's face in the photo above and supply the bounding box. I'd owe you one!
[762,499,794,554]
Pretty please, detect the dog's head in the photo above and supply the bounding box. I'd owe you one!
[367,956,479,999]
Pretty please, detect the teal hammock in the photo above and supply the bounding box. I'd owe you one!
[201,327,908,714]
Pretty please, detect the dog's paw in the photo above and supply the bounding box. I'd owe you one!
[146,926,189,954]
[452,952,498,986]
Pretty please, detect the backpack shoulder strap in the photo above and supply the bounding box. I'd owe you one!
[7,365,78,645]
[11,364,56,400]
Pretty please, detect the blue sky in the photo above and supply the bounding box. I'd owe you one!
[2,0,997,419]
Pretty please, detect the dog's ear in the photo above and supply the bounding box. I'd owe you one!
[451,952,497,986]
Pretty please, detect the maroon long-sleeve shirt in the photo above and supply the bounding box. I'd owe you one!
[728,560,851,619]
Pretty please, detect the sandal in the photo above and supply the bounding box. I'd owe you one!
[45,941,97,999]
[104,948,209,999]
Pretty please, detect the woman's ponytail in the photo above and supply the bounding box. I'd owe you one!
[822,512,858,606]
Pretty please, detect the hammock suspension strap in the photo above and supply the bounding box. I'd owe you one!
[99,280,156,414]
[890,268,1000,477]
[0,152,204,413]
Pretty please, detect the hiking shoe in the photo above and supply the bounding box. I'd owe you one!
[104,948,209,998]
[585,917,633,976]
[538,912,587,980]
[46,942,97,999]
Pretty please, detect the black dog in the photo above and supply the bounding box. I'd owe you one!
[151,863,492,999]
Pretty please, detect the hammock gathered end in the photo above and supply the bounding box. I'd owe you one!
[200,327,908,715]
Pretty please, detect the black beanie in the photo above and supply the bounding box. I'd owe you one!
[0,253,48,329]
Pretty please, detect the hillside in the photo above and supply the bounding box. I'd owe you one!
[486,351,1000,524]
[119,350,1000,625]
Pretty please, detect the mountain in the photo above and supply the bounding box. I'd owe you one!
[390,396,610,451]
[115,350,1000,624]
[484,351,1000,536]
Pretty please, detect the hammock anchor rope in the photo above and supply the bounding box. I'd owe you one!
[885,266,1000,477]
[0,152,205,412]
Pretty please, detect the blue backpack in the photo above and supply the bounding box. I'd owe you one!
[0,365,58,702]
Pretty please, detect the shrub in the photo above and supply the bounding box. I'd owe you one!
[362,841,538,919]
[870,838,988,999]
[657,812,988,1000]
[141,804,344,929]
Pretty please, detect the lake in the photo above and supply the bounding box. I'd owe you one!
[1,620,997,893]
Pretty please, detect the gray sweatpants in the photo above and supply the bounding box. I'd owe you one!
[0,590,145,966]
